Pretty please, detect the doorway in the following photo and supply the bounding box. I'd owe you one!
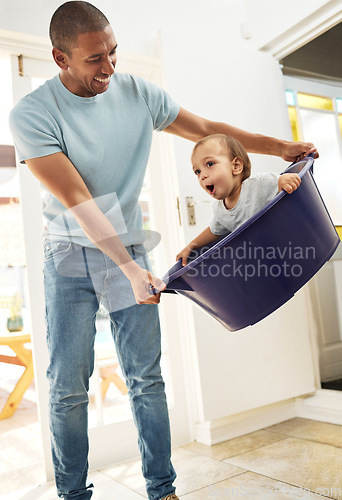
[280,22,342,392]
[3,45,190,486]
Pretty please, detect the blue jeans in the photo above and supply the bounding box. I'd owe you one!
[44,241,176,499]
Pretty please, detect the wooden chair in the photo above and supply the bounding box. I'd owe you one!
[0,332,34,419]
[95,347,128,399]
[92,346,128,425]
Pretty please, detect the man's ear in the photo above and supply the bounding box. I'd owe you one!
[232,157,244,176]
[52,48,69,70]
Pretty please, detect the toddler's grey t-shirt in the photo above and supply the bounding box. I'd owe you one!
[210,172,279,235]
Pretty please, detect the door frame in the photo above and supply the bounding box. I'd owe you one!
[4,31,194,479]
[268,4,342,417]
[282,74,342,383]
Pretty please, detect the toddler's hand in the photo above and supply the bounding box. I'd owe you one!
[278,173,301,194]
[176,246,193,266]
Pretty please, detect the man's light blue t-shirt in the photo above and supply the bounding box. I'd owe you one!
[9,73,180,247]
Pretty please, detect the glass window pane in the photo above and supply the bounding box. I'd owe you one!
[287,106,301,142]
[300,109,342,223]
[337,98,342,113]
[339,115,342,137]
[298,92,333,111]
[285,90,296,106]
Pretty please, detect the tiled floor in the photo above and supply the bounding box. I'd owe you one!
[1,396,342,499]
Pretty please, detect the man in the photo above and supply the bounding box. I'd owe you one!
[9,2,317,499]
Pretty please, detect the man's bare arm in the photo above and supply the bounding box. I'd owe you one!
[26,152,165,304]
[165,107,318,162]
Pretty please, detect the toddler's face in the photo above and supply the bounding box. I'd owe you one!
[191,140,242,200]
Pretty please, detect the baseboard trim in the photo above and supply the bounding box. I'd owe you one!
[195,389,342,445]
[296,389,342,425]
[195,398,299,445]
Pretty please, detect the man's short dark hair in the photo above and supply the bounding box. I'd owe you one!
[49,1,110,56]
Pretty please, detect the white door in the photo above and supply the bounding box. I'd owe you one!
[10,53,191,479]
[283,75,342,383]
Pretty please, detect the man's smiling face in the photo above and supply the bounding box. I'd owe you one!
[55,24,118,97]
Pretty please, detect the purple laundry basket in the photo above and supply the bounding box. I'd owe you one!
[162,155,339,332]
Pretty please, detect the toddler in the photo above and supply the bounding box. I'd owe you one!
[176,134,301,265]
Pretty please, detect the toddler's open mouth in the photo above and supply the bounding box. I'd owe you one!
[206,184,215,194]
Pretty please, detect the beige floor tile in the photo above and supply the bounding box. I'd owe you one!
[0,483,57,500]
[0,469,37,496]
[182,430,285,461]
[0,471,146,500]
[181,471,330,499]
[0,456,12,475]
[4,483,57,500]
[101,446,245,497]
[0,423,45,493]
[20,460,46,486]
[100,454,146,495]
[0,408,39,435]
[225,437,342,499]
[0,426,42,463]
[89,470,146,499]
[266,417,342,448]
[173,448,245,496]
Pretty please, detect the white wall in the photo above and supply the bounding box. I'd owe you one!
[159,1,292,243]
[245,0,338,49]
[1,0,322,431]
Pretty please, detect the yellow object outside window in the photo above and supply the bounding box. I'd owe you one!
[287,106,301,142]
[338,115,342,138]
[297,92,333,111]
